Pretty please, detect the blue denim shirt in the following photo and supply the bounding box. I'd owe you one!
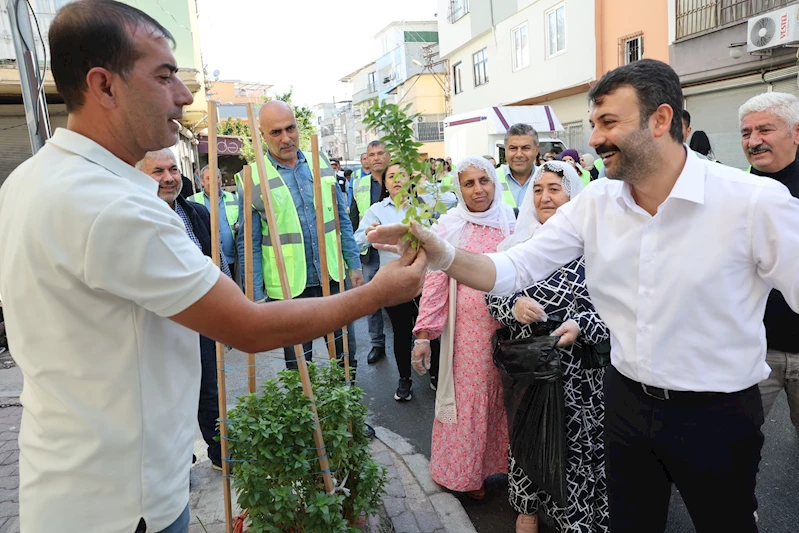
[237,150,361,300]
[193,192,237,265]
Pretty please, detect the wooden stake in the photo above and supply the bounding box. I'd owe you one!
[208,101,234,533]
[330,184,351,385]
[243,166,256,395]
[310,136,337,361]
[245,103,336,494]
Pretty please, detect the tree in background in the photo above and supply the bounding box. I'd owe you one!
[217,90,318,163]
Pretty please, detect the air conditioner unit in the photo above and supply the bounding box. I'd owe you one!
[747,5,799,52]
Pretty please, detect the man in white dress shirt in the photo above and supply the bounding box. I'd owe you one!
[0,1,426,532]
[369,59,799,533]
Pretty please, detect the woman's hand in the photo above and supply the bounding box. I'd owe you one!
[412,339,432,375]
[551,319,580,348]
[512,297,548,324]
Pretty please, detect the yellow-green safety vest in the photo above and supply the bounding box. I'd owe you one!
[579,168,591,186]
[190,191,239,237]
[497,166,519,208]
[236,152,341,300]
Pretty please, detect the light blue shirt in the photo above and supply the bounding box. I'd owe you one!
[193,192,236,265]
[505,165,537,207]
[237,150,361,301]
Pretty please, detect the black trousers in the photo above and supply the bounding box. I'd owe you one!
[604,365,764,533]
[384,298,440,380]
[198,335,221,464]
[282,279,357,370]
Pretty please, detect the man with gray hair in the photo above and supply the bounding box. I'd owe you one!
[740,92,799,433]
[137,149,231,472]
[501,123,540,207]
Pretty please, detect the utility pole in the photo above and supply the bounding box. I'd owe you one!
[418,43,451,116]
[7,0,51,154]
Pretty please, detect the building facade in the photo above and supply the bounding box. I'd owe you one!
[670,0,799,169]
[0,0,207,183]
[333,21,447,160]
[437,0,669,155]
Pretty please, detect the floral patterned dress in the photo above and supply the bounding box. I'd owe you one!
[413,223,509,492]
[486,257,610,533]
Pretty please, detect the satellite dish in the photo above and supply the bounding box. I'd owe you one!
[212,69,220,79]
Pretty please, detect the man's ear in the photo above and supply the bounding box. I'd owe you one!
[85,67,120,110]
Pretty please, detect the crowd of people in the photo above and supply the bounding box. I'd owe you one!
[1,2,798,533]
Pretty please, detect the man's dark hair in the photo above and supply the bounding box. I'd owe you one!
[682,109,691,128]
[588,59,685,143]
[551,145,563,155]
[343,169,352,177]
[330,158,340,165]
[49,0,175,112]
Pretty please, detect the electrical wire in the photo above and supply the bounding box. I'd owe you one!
[14,0,48,138]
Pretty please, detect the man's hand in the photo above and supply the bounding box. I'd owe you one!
[551,319,580,348]
[349,268,364,288]
[369,246,427,307]
[512,296,548,324]
[368,221,456,271]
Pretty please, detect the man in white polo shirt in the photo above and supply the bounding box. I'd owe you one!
[369,59,799,533]
[0,2,426,532]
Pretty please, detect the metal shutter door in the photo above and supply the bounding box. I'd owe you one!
[685,84,766,170]
[0,109,68,187]
[770,77,799,97]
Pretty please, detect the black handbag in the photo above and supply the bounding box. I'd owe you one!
[578,339,611,370]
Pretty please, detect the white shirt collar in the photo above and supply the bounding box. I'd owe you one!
[615,145,706,212]
[48,129,148,182]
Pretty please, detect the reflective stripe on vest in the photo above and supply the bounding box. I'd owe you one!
[353,172,375,255]
[235,151,341,300]
[190,191,239,237]
[497,170,517,208]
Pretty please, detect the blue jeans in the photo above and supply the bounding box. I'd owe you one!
[362,254,384,348]
[158,505,190,533]
[136,504,189,533]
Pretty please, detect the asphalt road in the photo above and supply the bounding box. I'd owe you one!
[350,314,799,533]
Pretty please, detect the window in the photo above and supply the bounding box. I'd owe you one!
[453,62,463,94]
[512,23,529,71]
[473,48,488,87]
[563,121,584,153]
[621,33,644,65]
[546,3,566,57]
[367,72,377,94]
[449,0,470,23]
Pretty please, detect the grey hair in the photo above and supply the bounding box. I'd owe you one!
[739,92,799,130]
[367,140,386,150]
[135,148,176,172]
[504,123,539,148]
[199,164,221,179]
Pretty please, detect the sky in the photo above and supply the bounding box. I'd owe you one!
[197,0,440,108]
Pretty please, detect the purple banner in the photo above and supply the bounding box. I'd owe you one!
[198,135,242,156]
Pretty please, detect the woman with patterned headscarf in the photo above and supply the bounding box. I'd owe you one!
[487,161,610,533]
[411,156,516,499]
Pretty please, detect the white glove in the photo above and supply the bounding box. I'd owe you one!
[511,296,548,324]
[409,221,456,271]
[412,339,432,375]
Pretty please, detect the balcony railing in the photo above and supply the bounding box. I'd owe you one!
[676,0,795,39]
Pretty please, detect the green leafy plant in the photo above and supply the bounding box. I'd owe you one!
[362,99,452,247]
[226,364,386,532]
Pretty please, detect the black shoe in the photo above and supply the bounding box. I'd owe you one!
[367,346,386,364]
[192,454,197,465]
[430,375,438,391]
[211,459,223,472]
[365,423,376,439]
[394,378,413,401]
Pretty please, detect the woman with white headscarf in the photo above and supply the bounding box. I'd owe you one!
[411,156,516,499]
[487,162,610,533]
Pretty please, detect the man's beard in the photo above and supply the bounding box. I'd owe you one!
[597,127,659,185]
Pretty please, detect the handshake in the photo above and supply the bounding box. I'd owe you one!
[367,221,456,272]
